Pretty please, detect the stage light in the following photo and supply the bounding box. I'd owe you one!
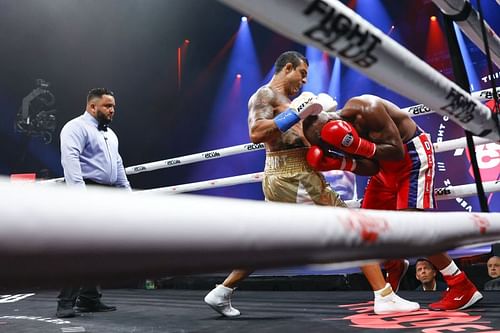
[241,16,247,22]
[184,39,190,44]
[430,16,437,21]
[191,11,261,199]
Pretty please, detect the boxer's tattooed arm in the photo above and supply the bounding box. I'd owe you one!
[248,87,281,143]
[279,123,307,149]
[248,86,307,150]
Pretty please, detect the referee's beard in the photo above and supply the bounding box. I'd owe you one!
[96,110,113,125]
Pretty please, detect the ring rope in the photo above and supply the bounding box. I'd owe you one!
[2,178,499,282]
[218,0,500,140]
[432,0,500,67]
[143,171,500,201]
[142,135,494,194]
[143,172,264,194]
[124,143,265,176]
[403,88,498,117]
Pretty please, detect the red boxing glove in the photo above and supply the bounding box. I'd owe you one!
[306,145,356,172]
[320,120,376,158]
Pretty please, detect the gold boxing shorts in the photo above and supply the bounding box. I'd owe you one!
[262,148,346,207]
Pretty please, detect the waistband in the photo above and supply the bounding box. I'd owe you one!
[264,148,313,175]
[403,126,425,144]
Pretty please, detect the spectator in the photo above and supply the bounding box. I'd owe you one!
[415,258,447,291]
[484,256,500,291]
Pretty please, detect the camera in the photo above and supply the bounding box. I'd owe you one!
[15,79,57,144]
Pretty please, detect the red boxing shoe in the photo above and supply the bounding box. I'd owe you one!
[384,259,409,292]
[429,272,483,311]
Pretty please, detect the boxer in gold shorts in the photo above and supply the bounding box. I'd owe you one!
[204,51,349,317]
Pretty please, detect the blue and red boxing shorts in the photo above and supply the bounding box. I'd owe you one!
[362,128,435,210]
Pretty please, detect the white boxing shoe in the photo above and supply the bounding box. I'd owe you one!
[374,283,420,315]
[204,285,241,317]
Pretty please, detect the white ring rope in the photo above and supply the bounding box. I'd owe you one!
[142,136,494,194]
[432,180,500,201]
[403,88,499,117]
[346,180,500,209]
[432,0,500,67]
[41,143,265,183]
[144,172,264,194]
[431,135,491,152]
[143,173,500,203]
[218,0,500,140]
[1,179,499,282]
[124,143,265,176]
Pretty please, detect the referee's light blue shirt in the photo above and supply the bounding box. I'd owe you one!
[60,111,130,189]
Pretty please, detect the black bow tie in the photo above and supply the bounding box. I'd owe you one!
[98,123,108,131]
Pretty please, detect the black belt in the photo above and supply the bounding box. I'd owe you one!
[83,179,112,187]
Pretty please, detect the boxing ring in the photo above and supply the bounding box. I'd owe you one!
[23,0,500,284]
[8,95,500,284]
[2,2,500,332]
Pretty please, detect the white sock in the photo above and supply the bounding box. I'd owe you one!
[440,261,460,277]
[374,283,392,298]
